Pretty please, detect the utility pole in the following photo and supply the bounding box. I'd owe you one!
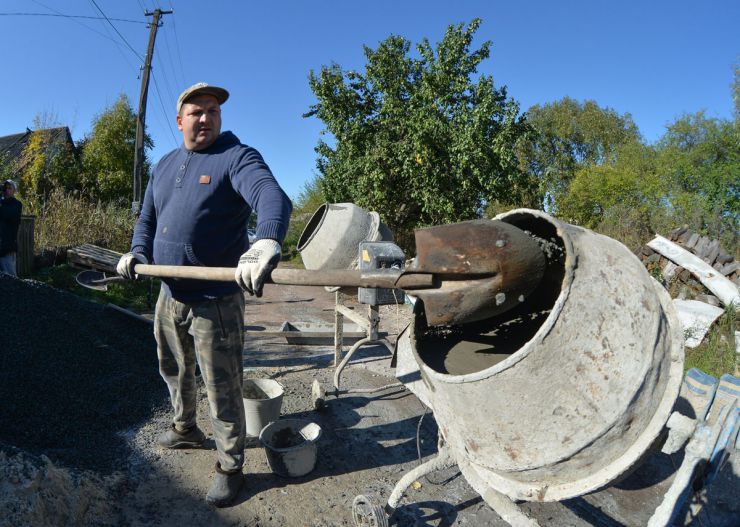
[132,8,172,215]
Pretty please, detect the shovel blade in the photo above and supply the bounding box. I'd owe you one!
[409,219,546,326]
[75,270,119,291]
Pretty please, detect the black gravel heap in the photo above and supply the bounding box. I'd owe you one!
[0,274,168,473]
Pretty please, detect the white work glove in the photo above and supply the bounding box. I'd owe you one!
[235,239,281,297]
[116,252,148,280]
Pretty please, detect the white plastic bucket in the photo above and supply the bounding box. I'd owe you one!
[242,378,284,437]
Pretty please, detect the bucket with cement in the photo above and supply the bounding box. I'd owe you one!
[242,378,284,437]
[259,419,322,477]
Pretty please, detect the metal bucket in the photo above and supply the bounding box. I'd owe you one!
[259,419,322,477]
[242,378,284,438]
[397,209,684,502]
[297,203,393,271]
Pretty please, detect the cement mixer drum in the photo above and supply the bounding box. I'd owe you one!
[398,209,685,502]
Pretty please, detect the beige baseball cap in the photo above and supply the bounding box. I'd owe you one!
[176,82,229,113]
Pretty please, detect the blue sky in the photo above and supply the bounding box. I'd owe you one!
[2,0,738,200]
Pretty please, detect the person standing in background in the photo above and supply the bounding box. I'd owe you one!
[0,179,22,276]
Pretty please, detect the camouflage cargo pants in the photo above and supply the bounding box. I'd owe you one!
[154,287,246,471]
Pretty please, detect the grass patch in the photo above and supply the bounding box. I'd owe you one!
[32,264,159,312]
[684,304,738,378]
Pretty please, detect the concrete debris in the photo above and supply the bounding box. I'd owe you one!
[673,299,725,348]
[647,235,739,309]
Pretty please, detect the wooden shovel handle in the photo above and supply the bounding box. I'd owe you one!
[133,264,433,289]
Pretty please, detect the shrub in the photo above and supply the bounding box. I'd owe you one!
[26,188,135,253]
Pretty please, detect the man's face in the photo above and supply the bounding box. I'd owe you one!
[3,184,14,198]
[176,94,222,151]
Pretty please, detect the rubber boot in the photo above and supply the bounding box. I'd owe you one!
[157,424,206,449]
[206,462,243,507]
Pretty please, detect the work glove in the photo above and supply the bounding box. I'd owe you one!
[235,239,281,297]
[116,252,148,280]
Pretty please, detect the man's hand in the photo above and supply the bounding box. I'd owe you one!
[235,239,281,297]
[116,252,148,280]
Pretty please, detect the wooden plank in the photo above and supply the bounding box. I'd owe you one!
[67,243,122,273]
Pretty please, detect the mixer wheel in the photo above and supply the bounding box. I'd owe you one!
[352,495,388,527]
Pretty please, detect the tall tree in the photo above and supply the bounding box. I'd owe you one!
[80,94,152,203]
[305,19,530,250]
[558,111,739,249]
[557,142,666,231]
[657,111,739,241]
[520,97,641,211]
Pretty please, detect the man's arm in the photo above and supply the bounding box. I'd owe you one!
[230,146,292,296]
[229,147,292,244]
[129,173,157,261]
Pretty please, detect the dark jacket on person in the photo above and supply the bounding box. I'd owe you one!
[130,131,292,302]
[0,196,22,256]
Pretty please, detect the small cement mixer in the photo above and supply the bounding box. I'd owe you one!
[354,209,687,526]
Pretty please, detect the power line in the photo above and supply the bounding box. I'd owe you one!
[0,12,146,24]
[88,0,144,62]
[153,52,177,112]
[168,1,188,86]
[160,25,185,91]
[28,0,138,69]
[151,72,180,148]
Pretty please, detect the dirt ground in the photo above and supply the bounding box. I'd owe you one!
[1,277,739,526]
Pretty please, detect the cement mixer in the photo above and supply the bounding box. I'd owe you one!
[353,209,690,526]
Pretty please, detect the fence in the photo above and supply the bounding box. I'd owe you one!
[18,215,35,277]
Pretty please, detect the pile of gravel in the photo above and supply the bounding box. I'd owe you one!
[0,274,167,473]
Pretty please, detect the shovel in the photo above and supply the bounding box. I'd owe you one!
[76,219,546,326]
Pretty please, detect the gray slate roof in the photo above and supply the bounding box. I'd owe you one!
[0,127,75,164]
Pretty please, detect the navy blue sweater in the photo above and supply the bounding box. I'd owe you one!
[131,131,292,301]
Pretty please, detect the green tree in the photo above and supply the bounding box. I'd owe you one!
[657,111,739,244]
[305,19,530,250]
[557,142,669,240]
[558,111,739,250]
[80,94,152,203]
[282,174,327,260]
[14,128,80,199]
[520,97,641,211]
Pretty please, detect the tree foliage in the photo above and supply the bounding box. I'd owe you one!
[558,110,739,249]
[305,19,530,250]
[80,94,152,203]
[281,174,327,260]
[520,97,641,211]
[9,128,80,199]
[657,112,739,240]
[557,142,667,232]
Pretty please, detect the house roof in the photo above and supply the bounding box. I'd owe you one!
[0,129,32,160]
[0,127,75,163]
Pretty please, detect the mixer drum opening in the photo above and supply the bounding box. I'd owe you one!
[414,214,567,376]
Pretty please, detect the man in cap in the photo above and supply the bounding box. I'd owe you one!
[117,82,292,506]
[0,179,22,276]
